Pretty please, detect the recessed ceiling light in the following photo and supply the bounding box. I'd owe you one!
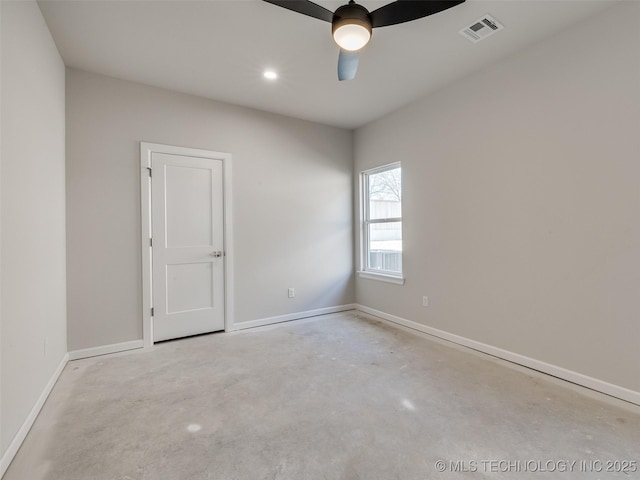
[263,70,278,80]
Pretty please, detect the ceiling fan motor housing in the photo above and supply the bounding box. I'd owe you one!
[332,3,373,40]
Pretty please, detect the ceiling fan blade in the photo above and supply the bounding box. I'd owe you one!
[262,0,333,23]
[370,0,465,28]
[338,49,359,81]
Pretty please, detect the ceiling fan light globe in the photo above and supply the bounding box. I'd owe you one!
[333,24,371,51]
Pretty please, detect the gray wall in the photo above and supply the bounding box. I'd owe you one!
[1,1,67,455]
[66,69,354,351]
[354,2,640,393]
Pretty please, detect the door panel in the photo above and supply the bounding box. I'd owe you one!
[165,165,213,247]
[151,152,224,341]
[166,263,213,313]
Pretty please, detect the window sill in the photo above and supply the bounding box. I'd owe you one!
[357,271,405,285]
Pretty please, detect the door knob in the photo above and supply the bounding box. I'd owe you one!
[209,251,223,258]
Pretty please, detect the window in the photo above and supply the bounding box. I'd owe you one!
[360,163,403,283]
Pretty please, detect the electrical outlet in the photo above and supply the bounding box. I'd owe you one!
[422,296,429,307]
[288,288,295,298]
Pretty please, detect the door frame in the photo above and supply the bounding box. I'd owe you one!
[140,142,234,347]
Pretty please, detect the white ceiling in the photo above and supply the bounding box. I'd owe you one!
[39,0,616,129]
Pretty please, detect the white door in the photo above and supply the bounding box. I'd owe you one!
[151,152,225,341]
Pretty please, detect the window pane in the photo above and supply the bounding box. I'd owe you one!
[367,222,402,273]
[368,167,401,220]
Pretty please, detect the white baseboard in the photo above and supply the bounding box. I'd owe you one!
[1,353,69,478]
[68,340,144,361]
[233,304,357,331]
[355,305,640,407]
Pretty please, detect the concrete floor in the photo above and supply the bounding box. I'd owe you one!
[4,312,640,479]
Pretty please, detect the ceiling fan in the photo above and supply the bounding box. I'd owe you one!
[263,0,466,81]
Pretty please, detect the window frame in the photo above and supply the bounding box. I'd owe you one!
[359,162,404,284]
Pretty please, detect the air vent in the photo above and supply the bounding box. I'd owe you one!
[459,15,504,43]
